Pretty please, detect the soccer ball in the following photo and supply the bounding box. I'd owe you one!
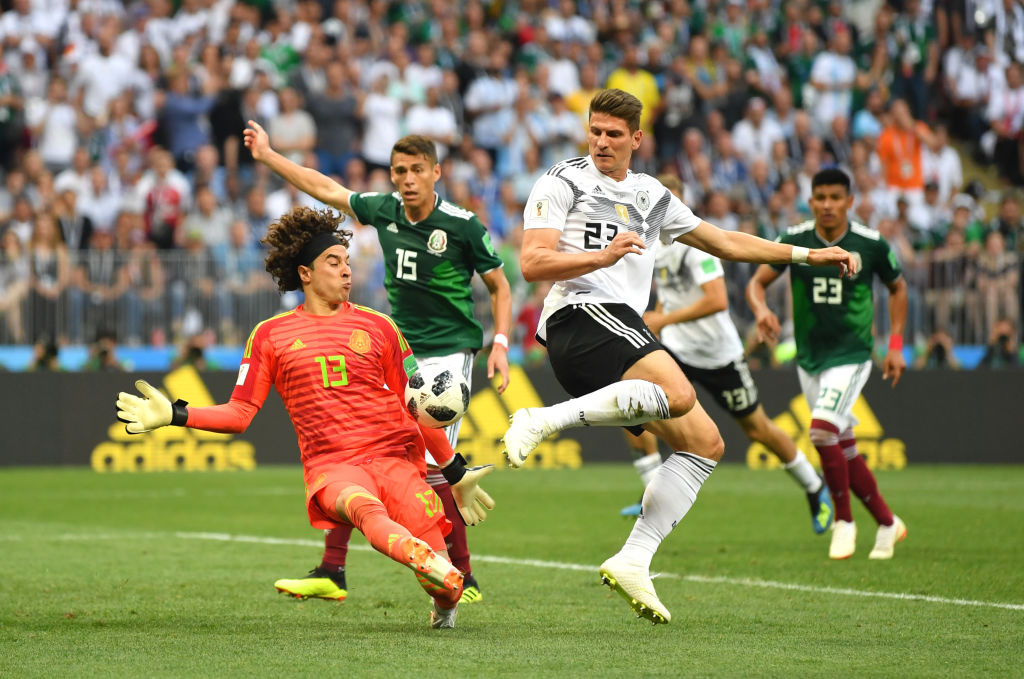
[405,365,470,428]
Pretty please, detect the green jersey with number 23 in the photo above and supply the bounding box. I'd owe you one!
[772,220,901,373]
[349,191,504,357]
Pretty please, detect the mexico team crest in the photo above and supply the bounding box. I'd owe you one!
[427,229,448,254]
[349,329,371,354]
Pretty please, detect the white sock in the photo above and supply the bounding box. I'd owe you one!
[784,450,822,493]
[620,452,716,567]
[538,380,670,435]
[633,452,662,487]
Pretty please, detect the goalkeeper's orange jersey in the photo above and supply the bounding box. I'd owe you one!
[188,302,429,469]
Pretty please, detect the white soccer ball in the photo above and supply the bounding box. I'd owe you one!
[405,365,470,428]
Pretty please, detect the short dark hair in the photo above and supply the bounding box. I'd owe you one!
[589,88,643,133]
[391,135,438,165]
[811,167,852,194]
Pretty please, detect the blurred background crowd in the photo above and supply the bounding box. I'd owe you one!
[0,0,1022,372]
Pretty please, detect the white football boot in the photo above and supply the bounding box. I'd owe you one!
[868,516,907,560]
[599,553,671,625]
[829,520,857,560]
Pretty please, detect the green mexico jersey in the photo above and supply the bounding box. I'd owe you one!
[349,191,504,357]
[773,221,901,374]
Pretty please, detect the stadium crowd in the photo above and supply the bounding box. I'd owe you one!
[0,0,1021,369]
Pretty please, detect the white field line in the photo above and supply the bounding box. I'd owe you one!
[175,531,1024,612]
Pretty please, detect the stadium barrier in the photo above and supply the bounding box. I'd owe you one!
[0,364,1017,469]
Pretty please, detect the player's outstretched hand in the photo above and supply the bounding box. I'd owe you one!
[599,231,645,268]
[116,380,173,434]
[883,348,906,387]
[243,120,271,161]
[441,453,496,525]
[808,246,859,278]
[451,464,496,525]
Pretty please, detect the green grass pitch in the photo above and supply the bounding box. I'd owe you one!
[1,464,1022,678]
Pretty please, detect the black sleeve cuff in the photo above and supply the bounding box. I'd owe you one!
[170,399,189,427]
[441,452,468,486]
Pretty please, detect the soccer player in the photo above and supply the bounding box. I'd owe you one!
[501,89,857,624]
[746,167,908,561]
[114,208,495,628]
[624,175,834,534]
[244,123,510,604]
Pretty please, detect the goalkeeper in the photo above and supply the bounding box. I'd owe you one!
[115,207,494,629]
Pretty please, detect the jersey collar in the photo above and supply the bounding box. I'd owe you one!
[398,191,441,225]
[814,224,849,247]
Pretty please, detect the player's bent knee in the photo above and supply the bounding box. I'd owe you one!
[663,382,697,418]
[808,426,840,447]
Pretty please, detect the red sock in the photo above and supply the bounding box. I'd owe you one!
[341,490,414,563]
[431,478,471,575]
[811,419,853,522]
[320,524,353,571]
[846,451,894,526]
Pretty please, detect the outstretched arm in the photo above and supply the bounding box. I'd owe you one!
[745,264,784,343]
[243,120,356,218]
[116,380,261,434]
[644,277,728,336]
[480,267,512,394]
[520,227,645,282]
[678,221,858,276]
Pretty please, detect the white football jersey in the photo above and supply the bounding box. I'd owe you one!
[523,155,702,340]
[653,241,744,369]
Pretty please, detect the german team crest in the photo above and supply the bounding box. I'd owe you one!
[349,329,371,354]
[615,204,630,223]
[427,229,448,254]
[636,190,650,211]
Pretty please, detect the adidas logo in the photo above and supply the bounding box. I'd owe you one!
[387,222,399,233]
[748,394,906,471]
[593,185,603,194]
[290,338,306,351]
[458,366,581,469]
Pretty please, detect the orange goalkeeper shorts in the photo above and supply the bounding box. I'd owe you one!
[304,455,452,549]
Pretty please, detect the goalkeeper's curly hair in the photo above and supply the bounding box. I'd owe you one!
[262,207,352,292]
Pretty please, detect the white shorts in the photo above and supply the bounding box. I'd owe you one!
[797,360,872,432]
[416,350,474,466]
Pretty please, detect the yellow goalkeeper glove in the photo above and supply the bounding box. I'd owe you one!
[441,453,496,526]
[115,380,189,434]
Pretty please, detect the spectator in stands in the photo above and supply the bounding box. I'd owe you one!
[5,193,35,246]
[914,328,961,369]
[605,44,660,134]
[181,184,233,249]
[307,61,361,177]
[975,230,1020,337]
[53,187,94,253]
[160,66,219,173]
[0,227,28,342]
[72,16,134,119]
[30,76,79,175]
[809,28,857,133]
[167,228,220,343]
[877,99,936,207]
[921,124,964,208]
[267,86,316,165]
[406,85,459,164]
[981,61,1024,184]
[979,317,1021,368]
[463,49,517,162]
[732,96,784,165]
[71,227,127,345]
[213,220,275,343]
[81,328,125,371]
[121,224,166,346]
[28,212,71,343]
[80,166,123,235]
[891,0,940,120]
[359,72,403,173]
[138,147,191,250]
